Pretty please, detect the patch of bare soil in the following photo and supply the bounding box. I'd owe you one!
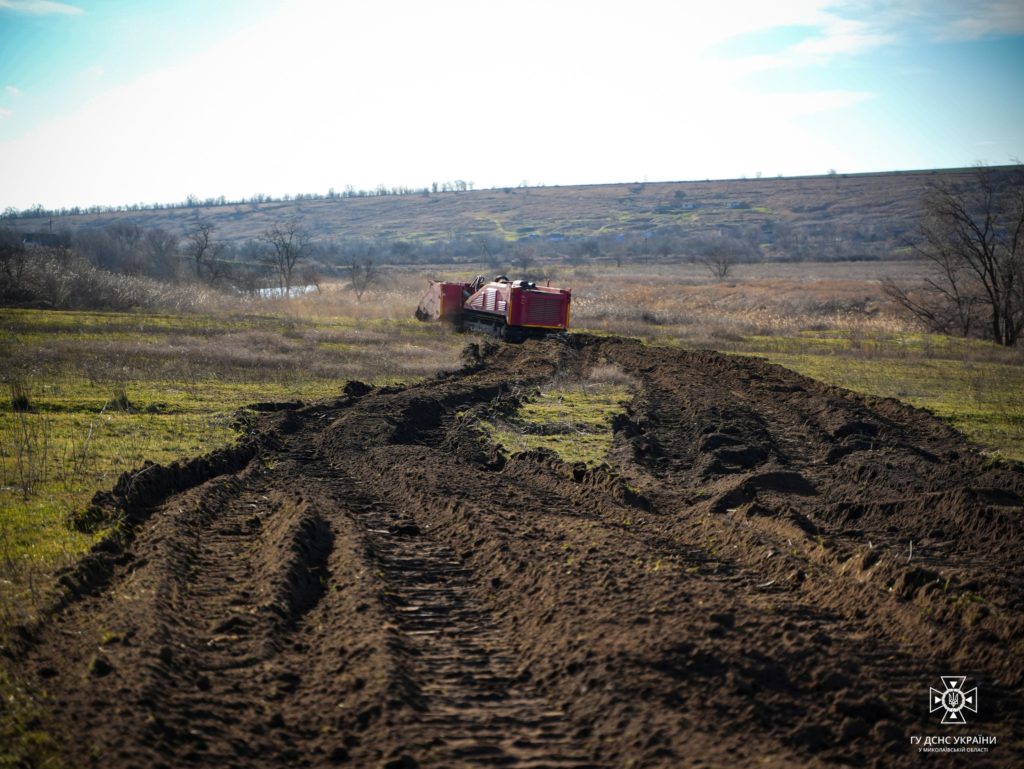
[6,335,1023,768]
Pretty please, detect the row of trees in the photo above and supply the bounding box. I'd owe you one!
[0,180,482,221]
[4,215,764,302]
[1,219,386,309]
[4,220,325,297]
[0,229,217,311]
[3,215,882,297]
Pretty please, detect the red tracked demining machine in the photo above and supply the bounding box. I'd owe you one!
[415,275,571,342]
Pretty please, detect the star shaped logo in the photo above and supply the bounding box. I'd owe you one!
[930,676,978,725]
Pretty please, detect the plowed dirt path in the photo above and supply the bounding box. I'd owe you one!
[9,335,1024,768]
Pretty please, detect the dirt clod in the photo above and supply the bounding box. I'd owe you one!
[86,654,113,678]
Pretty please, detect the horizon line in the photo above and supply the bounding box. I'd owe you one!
[5,162,1021,220]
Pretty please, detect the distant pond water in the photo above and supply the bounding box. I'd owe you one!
[255,284,318,298]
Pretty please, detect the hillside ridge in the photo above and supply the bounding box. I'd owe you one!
[10,166,1022,255]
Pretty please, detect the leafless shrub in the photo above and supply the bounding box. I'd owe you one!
[691,232,757,280]
[0,227,29,297]
[5,412,52,499]
[347,258,380,301]
[54,417,99,493]
[882,278,981,338]
[0,248,230,312]
[7,377,32,412]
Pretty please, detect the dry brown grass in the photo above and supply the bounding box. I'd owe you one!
[261,269,470,320]
[259,260,923,346]
[513,260,918,344]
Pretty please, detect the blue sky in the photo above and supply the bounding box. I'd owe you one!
[1,0,1022,210]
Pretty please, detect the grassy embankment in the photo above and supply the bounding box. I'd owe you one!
[480,365,635,466]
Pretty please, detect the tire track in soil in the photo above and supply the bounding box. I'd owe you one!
[140,474,334,769]
[353,440,1016,767]
[15,457,349,769]
[313,457,600,769]
[8,334,1024,768]
[602,340,1024,688]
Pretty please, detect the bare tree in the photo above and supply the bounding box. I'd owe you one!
[511,243,536,273]
[184,222,223,282]
[142,228,180,281]
[700,250,733,280]
[260,219,311,295]
[105,222,144,275]
[0,227,28,298]
[694,235,737,280]
[884,166,1024,346]
[347,257,379,301]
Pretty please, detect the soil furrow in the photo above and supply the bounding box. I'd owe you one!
[320,461,599,768]
[8,333,1023,768]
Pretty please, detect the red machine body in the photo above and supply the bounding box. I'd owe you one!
[415,276,571,342]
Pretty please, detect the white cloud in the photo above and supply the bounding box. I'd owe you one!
[764,90,876,115]
[0,107,12,121]
[0,3,854,206]
[0,0,84,14]
[4,85,21,97]
[841,0,1024,41]
[789,18,894,58]
[719,0,1022,72]
[719,9,896,76]
[935,1,1024,40]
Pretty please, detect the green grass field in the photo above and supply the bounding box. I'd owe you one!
[0,308,466,627]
